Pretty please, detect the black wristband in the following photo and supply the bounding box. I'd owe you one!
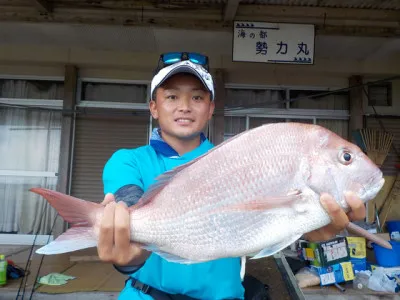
[114,184,144,207]
[113,262,145,275]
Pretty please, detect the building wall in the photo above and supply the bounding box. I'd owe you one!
[0,44,399,95]
[1,38,399,238]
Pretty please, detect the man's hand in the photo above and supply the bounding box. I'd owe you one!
[97,193,151,266]
[304,192,366,242]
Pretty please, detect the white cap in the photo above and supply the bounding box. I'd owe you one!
[151,60,215,101]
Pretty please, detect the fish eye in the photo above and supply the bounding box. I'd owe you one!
[344,152,351,161]
[339,149,353,165]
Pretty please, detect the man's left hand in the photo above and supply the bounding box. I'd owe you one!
[304,192,366,242]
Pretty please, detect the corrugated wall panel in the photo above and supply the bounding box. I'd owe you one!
[366,117,400,176]
[238,0,400,10]
[71,114,149,203]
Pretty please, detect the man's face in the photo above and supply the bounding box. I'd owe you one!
[149,73,215,141]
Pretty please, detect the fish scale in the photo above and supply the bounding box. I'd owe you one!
[29,122,391,262]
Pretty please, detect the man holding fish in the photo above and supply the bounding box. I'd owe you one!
[97,52,368,299]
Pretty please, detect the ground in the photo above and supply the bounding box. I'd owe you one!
[1,245,400,299]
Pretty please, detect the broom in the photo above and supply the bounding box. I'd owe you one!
[353,128,394,167]
[353,128,395,224]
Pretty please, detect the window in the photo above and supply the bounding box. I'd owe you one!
[368,82,392,107]
[0,78,63,237]
[224,116,246,140]
[81,81,148,103]
[225,88,286,109]
[0,108,61,235]
[289,89,349,110]
[316,119,349,140]
[249,117,283,129]
[224,86,350,141]
[0,79,64,100]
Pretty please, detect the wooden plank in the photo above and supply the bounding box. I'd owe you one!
[32,0,52,13]
[211,69,226,146]
[379,172,400,229]
[53,65,78,238]
[274,252,306,300]
[348,75,364,143]
[223,0,240,22]
[0,5,399,37]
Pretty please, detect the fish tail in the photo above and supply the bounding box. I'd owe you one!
[29,187,103,255]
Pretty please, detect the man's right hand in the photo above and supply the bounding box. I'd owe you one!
[97,193,151,267]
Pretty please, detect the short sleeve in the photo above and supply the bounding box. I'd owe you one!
[102,149,144,195]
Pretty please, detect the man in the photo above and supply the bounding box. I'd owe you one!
[98,52,366,299]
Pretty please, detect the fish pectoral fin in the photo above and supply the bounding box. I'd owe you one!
[36,227,97,255]
[217,190,303,213]
[141,245,198,264]
[249,234,302,260]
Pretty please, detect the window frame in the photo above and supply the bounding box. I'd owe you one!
[0,75,64,245]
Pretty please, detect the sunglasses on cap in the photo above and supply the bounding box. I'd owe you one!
[156,52,210,72]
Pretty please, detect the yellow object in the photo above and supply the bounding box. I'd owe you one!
[305,248,315,259]
[346,237,366,259]
[340,262,355,281]
[0,254,7,286]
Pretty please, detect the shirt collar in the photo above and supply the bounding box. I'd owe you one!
[149,127,208,158]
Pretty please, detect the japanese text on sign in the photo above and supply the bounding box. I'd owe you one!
[233,22,315,64]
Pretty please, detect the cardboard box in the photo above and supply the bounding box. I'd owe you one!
[311,261,355,286]
[351,259,367,272]
[346,236,367,272]
[301,237,350,267]
[346,237,366,259]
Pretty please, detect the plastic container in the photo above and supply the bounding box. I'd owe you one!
[353,272,370,291]
[385,220,400,241]
[0,254,7,286]
[373,241,400,268]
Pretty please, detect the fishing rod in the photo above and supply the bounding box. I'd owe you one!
[14,203,50,300]
[27,213,60,300]
[15,117,60,300]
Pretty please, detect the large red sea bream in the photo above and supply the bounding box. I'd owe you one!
[30,122,390,263]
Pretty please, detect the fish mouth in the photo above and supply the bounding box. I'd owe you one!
[361,177,385,202]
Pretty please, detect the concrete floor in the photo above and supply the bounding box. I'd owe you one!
[2,245,400,300]
[1,291,119,300]
[2,290,400,300]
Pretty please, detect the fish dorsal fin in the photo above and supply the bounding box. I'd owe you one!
[132,130,251,210]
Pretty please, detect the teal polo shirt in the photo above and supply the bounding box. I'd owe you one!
[102,129,244,300]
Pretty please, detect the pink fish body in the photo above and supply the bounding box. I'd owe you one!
[31,122,388,263]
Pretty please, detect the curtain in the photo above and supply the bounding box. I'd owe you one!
[249,117,283,129]
[225,88,285,109]
[0,79,64,100]
[0,107,61,235]
[290,90,349,110]
[224,116,246,139]
[82,82,148,103]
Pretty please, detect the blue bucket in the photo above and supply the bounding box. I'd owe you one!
[373,241,400,268]
[386,220,400,241]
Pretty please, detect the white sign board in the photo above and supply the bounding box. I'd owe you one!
[233,22,315,64]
